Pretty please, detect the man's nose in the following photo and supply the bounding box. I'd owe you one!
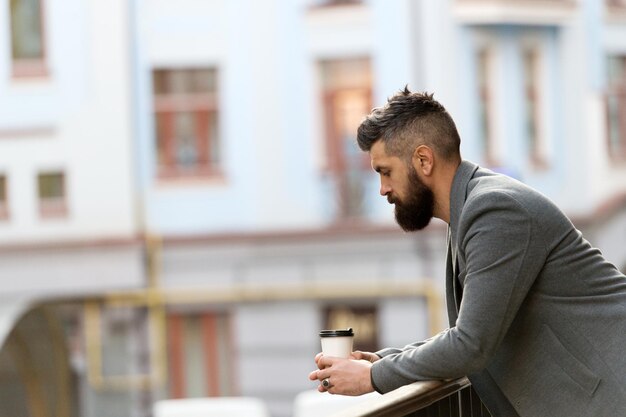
[380,183,391,197]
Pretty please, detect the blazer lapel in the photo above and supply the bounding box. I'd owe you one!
[445,228,459,327]
[449,160,480,245]
[446,160,480,323]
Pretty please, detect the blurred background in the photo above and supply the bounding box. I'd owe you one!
[0,0,626,416]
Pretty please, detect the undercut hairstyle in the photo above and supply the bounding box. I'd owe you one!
[357,86,461,163]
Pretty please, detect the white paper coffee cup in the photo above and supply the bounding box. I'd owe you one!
[319,328,354,358]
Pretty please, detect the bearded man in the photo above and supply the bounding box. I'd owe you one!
[309,87,626,417]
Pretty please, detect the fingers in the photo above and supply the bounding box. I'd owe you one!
[315,352,325,370]
[351,351,380,363]
[311,354,347,394]
[309,368,330,383]
[310,369,332,393]
[351,351,365,360]
[317,355,336,369]
[312,354,332,392]
[319,376,333,393]
[311,359,374,396]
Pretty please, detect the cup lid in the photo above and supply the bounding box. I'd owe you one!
[319,328,354,337]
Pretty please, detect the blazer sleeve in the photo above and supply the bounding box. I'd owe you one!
[371,190,547,393]
[375,331,449,358]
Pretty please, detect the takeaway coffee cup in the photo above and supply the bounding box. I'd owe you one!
[319,328,354,358]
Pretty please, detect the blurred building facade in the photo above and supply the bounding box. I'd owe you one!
[0,1,145,416]
[1,0,626,417]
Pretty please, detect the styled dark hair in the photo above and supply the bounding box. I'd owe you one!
[357,86,461,162]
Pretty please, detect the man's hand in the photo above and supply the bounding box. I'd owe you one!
[308,352,380,396]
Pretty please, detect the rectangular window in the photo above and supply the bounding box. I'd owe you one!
[477,48,497,166]
[0,175,8,220]
[523,47,547,169]
[153,68,220,179]
[167,312,234,398]
[100,307,151,378]
[320,58,372,221]
[37,171,67,218]
[83,302,167,391]
[606,56,626,162]
[324,305,379,353]
[10,0,47,77]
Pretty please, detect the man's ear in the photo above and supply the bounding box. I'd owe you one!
[412,145,434,176]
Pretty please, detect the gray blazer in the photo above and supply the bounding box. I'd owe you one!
[371,161,626,416]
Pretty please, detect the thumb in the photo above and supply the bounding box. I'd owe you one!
[351,350,367,360]
[351,351,379,363]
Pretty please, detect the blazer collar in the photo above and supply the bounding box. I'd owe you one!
[449,160,479,234]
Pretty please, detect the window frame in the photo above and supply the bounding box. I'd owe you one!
[9,0,49,78]
[606,55,626,163]
[521,42,549,170]
[476,46,500,167]
[319,58,373,221]
[152,68,221,180]
[0,174,8,220]
[167,311,234,398]
[37,171,67,219]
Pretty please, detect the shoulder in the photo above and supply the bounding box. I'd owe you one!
[457,175,545,239]
[459,173,568,239]
[464,178,530,215]
[464,171,550,215]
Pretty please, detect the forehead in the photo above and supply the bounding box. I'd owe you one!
[370,141,399,170]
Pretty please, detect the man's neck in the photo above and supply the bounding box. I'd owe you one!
[433,159,461,224]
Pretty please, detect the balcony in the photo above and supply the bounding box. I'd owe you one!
[453,0,577,26]
[329,377,491,417]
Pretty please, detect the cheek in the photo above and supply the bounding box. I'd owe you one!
[393,178,408,198]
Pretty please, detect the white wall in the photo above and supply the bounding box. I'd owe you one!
[0,0,137,244]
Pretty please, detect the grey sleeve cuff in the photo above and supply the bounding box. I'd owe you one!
[375,332,446,360]
[371,356,408,394]
[375,347,403,358]
[370,365,383,393]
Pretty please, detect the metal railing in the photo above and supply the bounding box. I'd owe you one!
[329,377,492,417]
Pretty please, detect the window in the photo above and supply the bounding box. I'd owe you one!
[37,171,67,218]
[10,0,47,77]
[167,312,234,398]
[153,68,220,179]
[0,175,7,220]
[320,58,372,221]
[83,302,166,392]
[324,305,378,352]
[477,48,497,166]
[523,47,547,168]
[606,56,626,162]
[100,307,151,378]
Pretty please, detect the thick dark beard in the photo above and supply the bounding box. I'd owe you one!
[393,167,435,232]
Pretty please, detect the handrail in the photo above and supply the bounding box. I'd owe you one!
[329,377,476,417]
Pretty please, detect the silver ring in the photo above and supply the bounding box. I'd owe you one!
[322,378,331,388]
